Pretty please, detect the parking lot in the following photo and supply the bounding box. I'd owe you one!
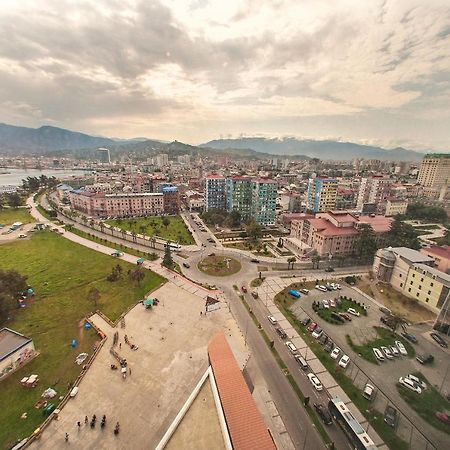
[290,284,450,450]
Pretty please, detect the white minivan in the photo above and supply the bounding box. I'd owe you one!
[373,347,385,362]
[285,341,297,354]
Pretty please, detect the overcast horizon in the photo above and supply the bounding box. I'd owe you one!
[0,0,449,151]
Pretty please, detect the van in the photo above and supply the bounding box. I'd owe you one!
[295,355,309,370]
[285,341,297,354]
[373,347,385,362]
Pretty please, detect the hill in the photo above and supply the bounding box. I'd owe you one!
[201,137,424,161]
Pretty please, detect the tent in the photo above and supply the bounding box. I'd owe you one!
[143,298,154,309]
[136,257,145,265]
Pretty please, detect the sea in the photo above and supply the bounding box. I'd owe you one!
[0,168,90,187]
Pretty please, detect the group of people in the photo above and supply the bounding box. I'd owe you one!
[65,415,120,442]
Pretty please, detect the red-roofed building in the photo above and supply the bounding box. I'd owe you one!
[420,245,450,274]
[208,334,276,450]
[290,210,392,257]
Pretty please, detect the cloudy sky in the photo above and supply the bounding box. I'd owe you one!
[0,0,449,150]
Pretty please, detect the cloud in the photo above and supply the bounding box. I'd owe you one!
[0,0,448,149]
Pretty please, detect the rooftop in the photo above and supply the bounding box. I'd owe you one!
[208,333,276,450]
[0,328,32,362]
[422,245,450,260]
[389,247,435,264]
[413,263,450,286]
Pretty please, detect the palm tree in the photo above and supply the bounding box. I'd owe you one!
[99,222,105,233]
[121,229,126,240]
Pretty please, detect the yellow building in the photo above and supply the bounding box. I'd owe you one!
[385,198,408,216]
[373,247,450,314]
[417,154,450,189]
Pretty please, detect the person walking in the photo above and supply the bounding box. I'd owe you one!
[119,342,121,349]
[84,416,88,425]
[77,421,81,429]
[65,433,69,442]
[129,366,131,376]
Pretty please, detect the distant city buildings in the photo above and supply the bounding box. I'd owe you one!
[418,154,450,189]
[97,147,111,164]
[356,175,392,214]
[306,177,338,213]
[385,198,408,216]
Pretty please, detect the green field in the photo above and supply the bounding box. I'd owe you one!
[198,255,241,276]
[0,208,34,226]
[0,231,165,448]
[105,216,194,245]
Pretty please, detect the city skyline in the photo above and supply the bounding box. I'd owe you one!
[0,0,449,150]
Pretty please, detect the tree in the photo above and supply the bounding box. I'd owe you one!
[226,211,241,228]
[0,269,28,323]
[357,224,378,262]
[7,192,21,208]
[406,202,448,224]
[162,217,170,229]
[287,257,296,270]
[246,220,262,242]
[87,288,101,309]
[386,217,421,250]
[311,255,321,269]
[129,267,145,286]
[163,243,174,268]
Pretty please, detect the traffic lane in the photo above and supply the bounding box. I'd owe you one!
[220,285,326,450]
[243,291,351,450]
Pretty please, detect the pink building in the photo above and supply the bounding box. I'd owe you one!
[69,190,164,218]
[290,210,393,257]
[420,245,450,274]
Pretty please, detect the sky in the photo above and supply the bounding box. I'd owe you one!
[0,0,449,150]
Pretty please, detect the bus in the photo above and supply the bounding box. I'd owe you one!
[328,397,378,450]
[165,242,181,250]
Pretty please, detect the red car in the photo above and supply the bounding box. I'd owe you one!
[435,412,450,425]
[307,322,318,332]
[241,286,247,293]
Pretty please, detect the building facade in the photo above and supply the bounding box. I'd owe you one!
[290,210,392,257]
[226,177,253,221]
[162,186,180,215]
[385,198,408,216]
[306,178,338,213]
[373,247,450,315]
[205,174,227,211]
[420,246,450,274]
[251,179,277,226]
[356,176,392,213]
[418,154,450,188]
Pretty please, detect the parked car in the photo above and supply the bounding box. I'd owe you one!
[325,267,335,272]
[267,315,277,325]
[384,405,398,428]
[285,341,297,354]
[330,347,341,359]
[18,233,27,238]
[288,289,301,298]
[373,348,385,362]
[401,332,418,343]
[302,317,311,326]
[379,306,392,315]
[241,286,248,293]
[307,373,323,391]
[315,285,327,292]
[313,403,333,425]
[416,353,434,365]
[347,308,360,317]
[319,334,328,345]
[275,327,287,339]
[406,374,427,390]
[324,340,334,352]
[338,354,350,369]
[322,299,330,309]
[331,312,345,323]
[435,412,450,425]
[398,376,422,393]
[329,299,336,308]
[389,345,399,357]
[295,355,309,370]
[339,312,352,321]
[312,328,323,339]
[380,346,394,360]
[182,262,190,268]
[300,289,309,295]
[362,383,376,401]
[250,258,260,263]
[430,332,448,348]
[307,322,318,332]
[395,340,408,356]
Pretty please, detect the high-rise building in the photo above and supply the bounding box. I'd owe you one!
[251,179,278,226]
[205,174,227,211]
[306,177,338,213]
[97,147,111,164]
[226,177,253,221]
[418,154,450,188]
[356,175,392,213]
[156,153,169,167]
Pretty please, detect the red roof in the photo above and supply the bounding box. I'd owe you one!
[423,245,450,260]
[309,218,358,237]
[206,174,225,179]
[359,215,393,233]
[208,334,276,450]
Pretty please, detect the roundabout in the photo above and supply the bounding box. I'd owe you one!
[197,254,242,277]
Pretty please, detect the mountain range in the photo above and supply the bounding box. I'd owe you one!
[0,122,440,161]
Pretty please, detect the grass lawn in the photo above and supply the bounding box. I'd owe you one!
[224,241,274,257]
[105,216,194,245]
[0,208,34,226]
[0,231,165,448]
[397,372,450,435]
[346,326,415,364]
[250,277,265,288]
[315,296,366,324]
[274,295,409,450]
[198,255,241,276]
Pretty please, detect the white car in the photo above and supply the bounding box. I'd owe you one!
[330,347,341,359]
[312,328,323,339]
[267,315,277,325]
[373,347,385,362]
[347,308,360,317]
[399,376,422,394]
[339,354,350,369]
[322,300,330,309]
[315,285,327,292]
[285,341,297,354]
[407,374,427,390]
[18,233,27,238]
[307,373,323,391]
[380,346,394,360]
[389,345,399,357]
[335,284,341,290]
[329,299,336,308]
[395,340,408,356]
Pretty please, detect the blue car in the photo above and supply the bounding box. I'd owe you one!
[288,289,301,298]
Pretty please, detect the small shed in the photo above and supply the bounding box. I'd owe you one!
[205,296,221,313]
[0,328,36,380]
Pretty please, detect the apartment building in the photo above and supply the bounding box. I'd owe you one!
[226,177,253,221]
[251,179,278,226]
[385,198,408,216]
[69,190,164,217]
[373,247,450,314]
[418,154,450,188]
[336,187,357,210]
[162,186,180,215]
[356,175,392,213]
[205,174,227,211]
[306,177,338,213]
[289,210,392,257]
